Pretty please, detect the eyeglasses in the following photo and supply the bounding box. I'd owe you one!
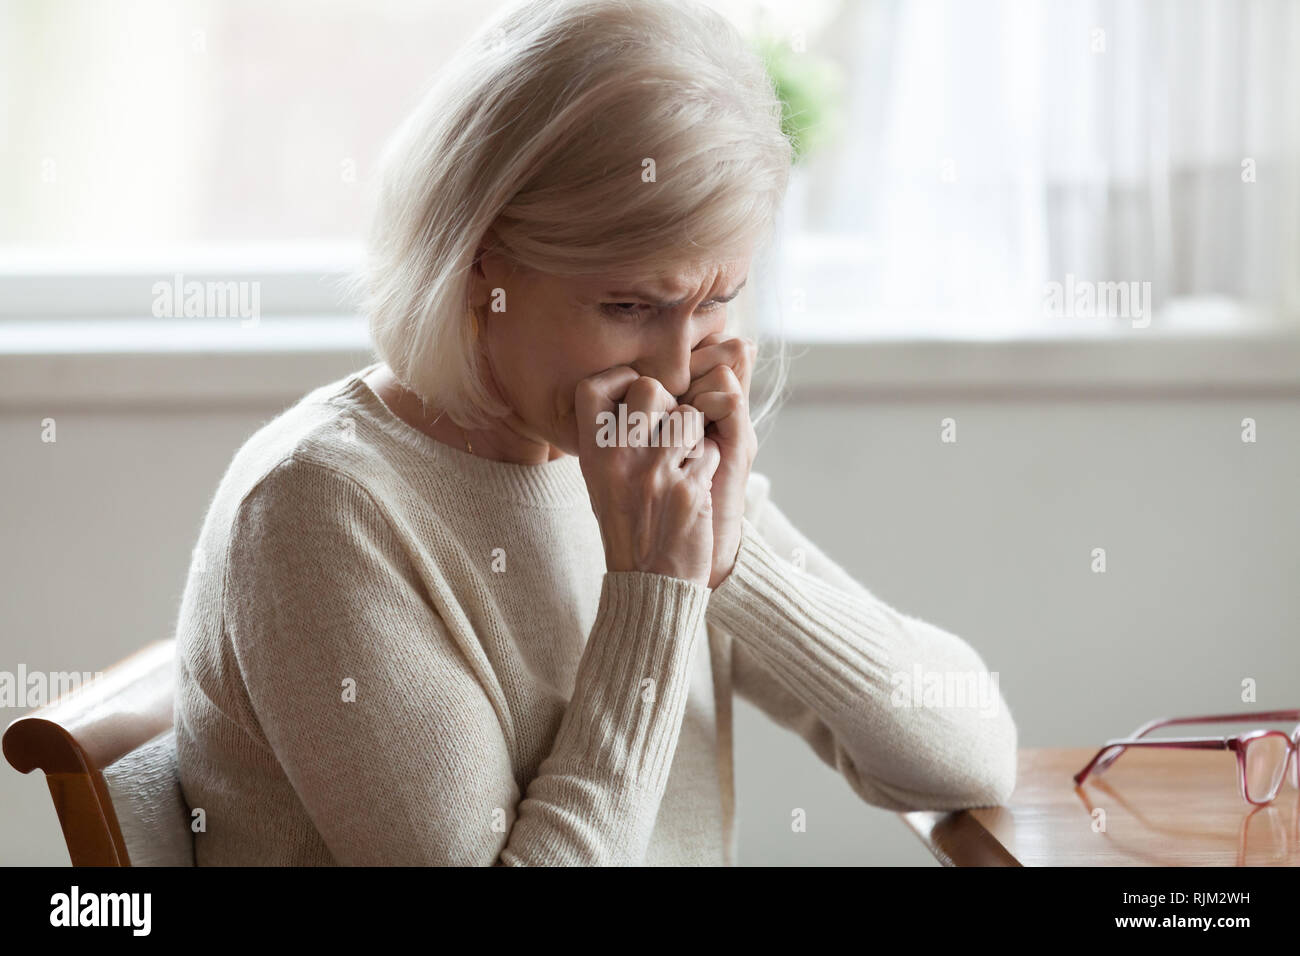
[1074,709,1300,806]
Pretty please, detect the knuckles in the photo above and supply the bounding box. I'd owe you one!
[627,375,666,407]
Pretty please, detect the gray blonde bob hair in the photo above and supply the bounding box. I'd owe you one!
[351,0,794,432]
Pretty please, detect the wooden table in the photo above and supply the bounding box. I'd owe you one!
[903,746,1300,866]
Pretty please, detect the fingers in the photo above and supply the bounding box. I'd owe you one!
[679,363,740,410]
[575,365,641,453]
[680,363,751,446]
[687,389,746,435]
[667,404,708,466]
[680,434,721,486]
[579,368,706,468]
[623,375,677,431]
[576,368,679,459]
[689,333,757,397]
[624,375,688,462]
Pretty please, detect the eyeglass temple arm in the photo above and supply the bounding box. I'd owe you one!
[1091,710,1300,776]
[1073,736,1230,786]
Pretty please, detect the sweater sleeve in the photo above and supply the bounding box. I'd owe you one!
[223,456,709,866]
[705,472,1018,811]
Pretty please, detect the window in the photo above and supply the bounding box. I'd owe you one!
[4,0,1297,340]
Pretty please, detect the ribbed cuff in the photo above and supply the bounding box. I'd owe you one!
[707,516,1021,810]
[707,517,897,698]
[544,571,711,795]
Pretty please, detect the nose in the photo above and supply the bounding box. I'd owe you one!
[634,323,697,400]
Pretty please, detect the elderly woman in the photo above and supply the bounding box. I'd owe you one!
[175,0,1017,866]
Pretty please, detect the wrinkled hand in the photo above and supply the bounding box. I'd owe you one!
[575,366,720,587]
[679,332,758,589]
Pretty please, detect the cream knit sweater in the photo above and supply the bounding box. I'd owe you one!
[173,362,1017,866]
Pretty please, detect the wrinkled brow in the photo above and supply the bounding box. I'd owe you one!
[603,277,748,307]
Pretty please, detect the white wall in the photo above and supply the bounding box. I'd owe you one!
[733,390,1300,864]
[3,339,1298,865]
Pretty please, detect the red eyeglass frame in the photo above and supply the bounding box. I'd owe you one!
[1073,709,1300,806]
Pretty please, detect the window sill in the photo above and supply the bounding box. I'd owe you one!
[1,316,1298,409]
[781,323,1300,400]
[0,316,374,409]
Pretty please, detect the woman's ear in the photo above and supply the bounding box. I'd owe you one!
[468,230,501,309]
[472,226,505,277]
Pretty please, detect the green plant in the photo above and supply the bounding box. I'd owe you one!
[754,32,845,165]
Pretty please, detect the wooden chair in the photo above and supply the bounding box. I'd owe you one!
[2,640,194,866]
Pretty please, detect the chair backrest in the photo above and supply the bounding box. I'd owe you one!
[2,640,194,866]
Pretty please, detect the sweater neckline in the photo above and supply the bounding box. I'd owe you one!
[338,362,592,510]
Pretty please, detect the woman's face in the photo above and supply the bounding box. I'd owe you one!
[471,242,752,456]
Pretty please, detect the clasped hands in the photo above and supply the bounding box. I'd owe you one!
[575,333,757,590]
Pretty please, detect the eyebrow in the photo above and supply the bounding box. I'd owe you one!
[604,277,748,307]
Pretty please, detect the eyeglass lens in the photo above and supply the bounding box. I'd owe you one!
[1244,735,1291,802]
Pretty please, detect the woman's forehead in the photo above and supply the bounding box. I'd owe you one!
[586,257,750,294]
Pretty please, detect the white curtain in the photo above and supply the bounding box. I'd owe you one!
[779,0,1300,334]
